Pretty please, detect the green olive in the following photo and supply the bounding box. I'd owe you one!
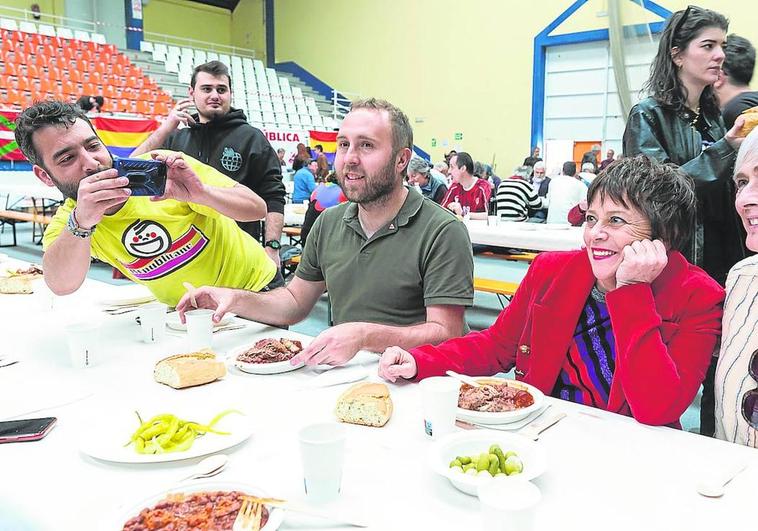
[457,456,472,465]
[504,455,524,475]
[476,453,490,472]
[449,459,462,468]
[488,454,500,476]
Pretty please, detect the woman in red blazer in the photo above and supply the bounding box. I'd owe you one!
[379,156,725,427]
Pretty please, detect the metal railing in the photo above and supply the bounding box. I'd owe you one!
[0,6,257,58]
[332,90,359,122]
[143,31,255,58]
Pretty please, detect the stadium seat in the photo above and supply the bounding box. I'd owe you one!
[74,30,90,41]
[0,18,18,31]
[139,41,153,53]
[56,27,74,39]
[207,51,218,61]
[37,24,56,37]
[18,21,37,34]
[90,33,106,44]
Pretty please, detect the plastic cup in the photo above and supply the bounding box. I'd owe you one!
[299,422,346,503]
[138,303,167,343]
[478,479,541,531]
[185,309,214,350]
[64,322,101,368]
[420,376,460,439]
[488,215,499,226]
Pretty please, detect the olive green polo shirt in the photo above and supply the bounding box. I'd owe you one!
[296,189,474,326]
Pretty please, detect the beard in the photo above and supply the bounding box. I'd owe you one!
[46,162,112,201]
[337,156,399,205]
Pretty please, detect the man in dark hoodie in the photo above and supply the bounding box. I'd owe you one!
[133,61,286,285]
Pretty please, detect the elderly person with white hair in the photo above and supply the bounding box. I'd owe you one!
[528,161,550,222]
[578,162,597,187]
[715,127,758,447]
[407,158,448,204]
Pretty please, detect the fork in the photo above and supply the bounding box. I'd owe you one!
[517,411,567,441]
[233,498,262,531]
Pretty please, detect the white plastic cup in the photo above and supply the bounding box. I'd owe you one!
[64,322,101,368]
[139,303,167,343]
[185,309,214,350]
[299,422,346,503]
[302,199,309,205]
[420,376,460,439]
[488,215,499,227]
[478,479,541,531]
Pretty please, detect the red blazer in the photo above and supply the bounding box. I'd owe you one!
[412,250,725,426]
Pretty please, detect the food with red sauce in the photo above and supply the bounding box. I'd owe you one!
[122,491,269,530]
[458,382,534,412]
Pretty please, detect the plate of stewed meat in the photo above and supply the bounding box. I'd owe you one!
[456,378,544,425]
[229,337,306,375]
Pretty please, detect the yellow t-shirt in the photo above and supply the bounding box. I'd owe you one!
[43,152,276,306]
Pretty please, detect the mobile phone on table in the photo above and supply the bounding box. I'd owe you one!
[0,417,57,443]
[113,157,167,196]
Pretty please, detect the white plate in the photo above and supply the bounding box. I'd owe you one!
[166,311,236,331]
[107,480,284,531]
[429,431,547,496]
[457,378,545,425]
[79,409,254,464]
[228,342,305,375]
[98,284,156,306]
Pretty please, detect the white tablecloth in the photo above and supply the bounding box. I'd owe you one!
[0,171,64,202]
[284,203,307,226]
[1,276,757,530]
[466,220,584,251]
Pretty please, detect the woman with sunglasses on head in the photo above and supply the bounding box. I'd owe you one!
[623,6,747,287]
[715,129,758,447]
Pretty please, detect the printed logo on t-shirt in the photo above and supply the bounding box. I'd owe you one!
[220,146,242,172]
[120,220,209,281]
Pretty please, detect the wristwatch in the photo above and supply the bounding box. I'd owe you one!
[264,239,281,250]
[66,209,96,239]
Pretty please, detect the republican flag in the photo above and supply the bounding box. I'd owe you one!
[308,130,337,166]
[92,116,159,158]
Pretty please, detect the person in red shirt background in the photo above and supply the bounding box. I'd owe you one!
[441,152,491,219]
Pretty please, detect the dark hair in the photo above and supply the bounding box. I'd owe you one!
[562,161,577,176]
[191,60,232,88]
[645,6,728,117]
[315,144,323,152]
[723,34,756,86]
[453,152,474,174]
[15,100,94,166]
[587,155,696,251]
[94,95,104,107]
[76,95,94,111]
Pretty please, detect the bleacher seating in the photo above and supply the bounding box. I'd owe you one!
[142,40,338,131]
[0,27,173,117]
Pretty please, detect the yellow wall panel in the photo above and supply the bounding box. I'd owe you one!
[276,0,758,169]
[231,0,265,58]
[143,0,232,47]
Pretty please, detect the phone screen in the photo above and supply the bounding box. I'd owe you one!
[0,417,56,442]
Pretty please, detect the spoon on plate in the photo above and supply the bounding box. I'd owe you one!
[696,463,748,498]
[177,454,229,483]
[446,370,483,387]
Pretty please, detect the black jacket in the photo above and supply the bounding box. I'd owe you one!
[164,108,285,239]
[623,96,746,285]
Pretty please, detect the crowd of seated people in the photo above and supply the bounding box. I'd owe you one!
[13,4,758,449]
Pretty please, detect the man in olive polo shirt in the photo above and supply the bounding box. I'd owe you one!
[175,98,474,366]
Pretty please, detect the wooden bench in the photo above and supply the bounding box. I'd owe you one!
[282,226,303,247]
[473,277,519,308]
[0,209,54,247]
[480,251,538,264]
[282,254,301,278]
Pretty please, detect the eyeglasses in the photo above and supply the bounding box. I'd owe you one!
[741,349,758,429]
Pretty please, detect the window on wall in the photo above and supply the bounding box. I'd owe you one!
[541,35,659,173]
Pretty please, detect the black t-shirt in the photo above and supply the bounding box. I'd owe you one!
[722,91,758,129]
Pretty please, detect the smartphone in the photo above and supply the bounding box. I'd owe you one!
[0,417,57,443]
[114,157,167,197]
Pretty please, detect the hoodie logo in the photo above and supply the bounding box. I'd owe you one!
[220,146,242,172]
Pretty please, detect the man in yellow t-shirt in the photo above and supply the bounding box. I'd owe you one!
[15,101,275,306]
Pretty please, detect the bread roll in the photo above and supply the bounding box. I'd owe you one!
[0,275,33,294]
[154,350,226,389]
[739,106,758,137]
[335,382,393,427]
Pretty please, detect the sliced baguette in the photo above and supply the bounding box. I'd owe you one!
[154,349,226,389]
[0,275,33,294]
[335,382,393,427]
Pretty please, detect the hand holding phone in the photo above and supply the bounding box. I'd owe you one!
[0,417,57,443]
[114,157,168,197]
